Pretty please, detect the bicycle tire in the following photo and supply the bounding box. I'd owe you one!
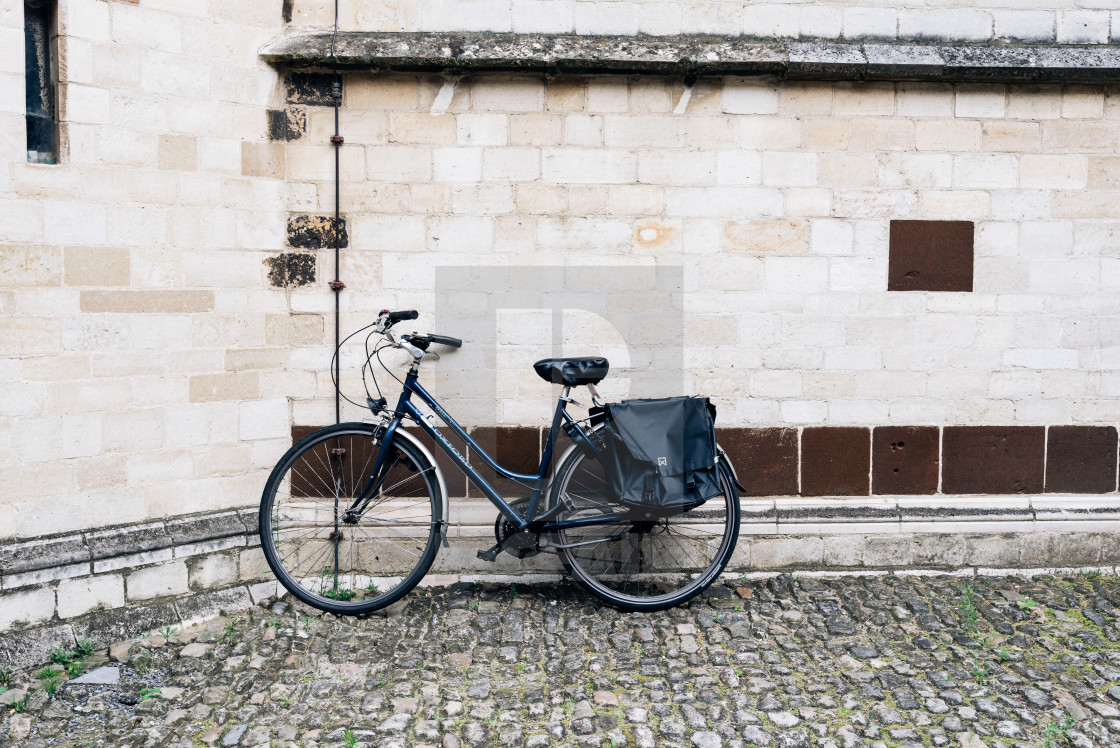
[259,422,442,615]
[551,443,740,611]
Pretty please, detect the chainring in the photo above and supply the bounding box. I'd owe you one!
[494,497,542,559]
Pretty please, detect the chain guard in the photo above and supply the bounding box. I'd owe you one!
[494,498,542,559]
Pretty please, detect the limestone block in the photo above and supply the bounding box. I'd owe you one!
[666,187,782,218]
[365,145,432,182]
[80,290,213,314]
[574,2,638,35]
[1057,11,1110,44]
[982,122,1040,152]
[483,147,540,182]
[471,76,544,112]
[638,2,680,36]
[765,257,828,294]
[57,574,125,619]
[1062,85,1105,120]
[238,546,271,582]
[63,247,129,287]
[920,191,989,219]
[1043,121,1120,153]
[954,154,1019,190]
[724,219,809,254]
[715,151,761,186]
[346,75,418,110]
[722,79,778,115]
[61,413,101,459]
[43,199,106,245]
[956,86,1006,118]
[741,4,797,38]
[1007,85,1062,120]
[586,78,628,113]
[513,0,574,34]
[240,142,284,179]
[842,7,896,40]
[898,10,992,42]
[639,150,716,186]
[0,588,55,630]
[542,148,636,184]
[604,115,682,148]
[111,3,182,53]
[433,147,483,182]
[189,372,259,403]
[751,537,823,568]
[994,10,1055,42]
[456,112,508,145]
[817,153,876,187]
[799,7,842,40]
[510,113,562,145]
[1020,154,1087,189]
[127,561,189,601]
[187,552,239,591]
[762,152,817,187]
[239,398,289,441]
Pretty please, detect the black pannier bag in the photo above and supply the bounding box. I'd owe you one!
[599,396,722,512]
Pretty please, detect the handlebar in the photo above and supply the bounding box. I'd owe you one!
[377,310,463,360]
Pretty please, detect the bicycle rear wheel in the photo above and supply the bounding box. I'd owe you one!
[551,445,740,611]
[259,423,442,615]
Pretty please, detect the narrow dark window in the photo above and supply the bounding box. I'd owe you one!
[24,0,57,164]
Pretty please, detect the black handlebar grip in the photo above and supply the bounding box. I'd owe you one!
[385,309,419,323]
[429,334,463,349]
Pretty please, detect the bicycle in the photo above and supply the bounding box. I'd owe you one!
[259,309,743,613]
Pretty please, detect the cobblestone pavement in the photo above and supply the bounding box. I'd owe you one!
[6,573,1120,747]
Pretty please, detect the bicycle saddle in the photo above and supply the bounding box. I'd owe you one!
[533,357,609,386]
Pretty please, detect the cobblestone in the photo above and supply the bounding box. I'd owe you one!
[6,574,1120,746]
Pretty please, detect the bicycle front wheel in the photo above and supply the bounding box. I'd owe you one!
[551,446,740,611]
[259,423,442,615]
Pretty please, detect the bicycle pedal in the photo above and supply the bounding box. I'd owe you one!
[476,543,503,562]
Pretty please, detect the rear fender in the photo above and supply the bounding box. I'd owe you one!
[716,445,746,494]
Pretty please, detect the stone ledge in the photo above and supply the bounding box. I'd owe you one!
[261,31,1120,83]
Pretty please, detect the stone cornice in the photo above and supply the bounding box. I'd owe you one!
[261,31,1120,83]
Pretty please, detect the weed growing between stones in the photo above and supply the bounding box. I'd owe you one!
[1042,714,1076,747]
[957,578,982,636]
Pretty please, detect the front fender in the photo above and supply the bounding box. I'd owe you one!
[387,426,451,546]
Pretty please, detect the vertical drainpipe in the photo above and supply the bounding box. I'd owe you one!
[329,5,344,425]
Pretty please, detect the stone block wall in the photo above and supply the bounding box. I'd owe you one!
[4,0,1120,598]
[0,0,295,540]
[276,73,1120,437]
[287,0,1120,43]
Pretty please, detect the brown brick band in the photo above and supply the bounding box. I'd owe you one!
[294,424,1120,499]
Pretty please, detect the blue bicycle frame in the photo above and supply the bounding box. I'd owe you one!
[346,369,626,533]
